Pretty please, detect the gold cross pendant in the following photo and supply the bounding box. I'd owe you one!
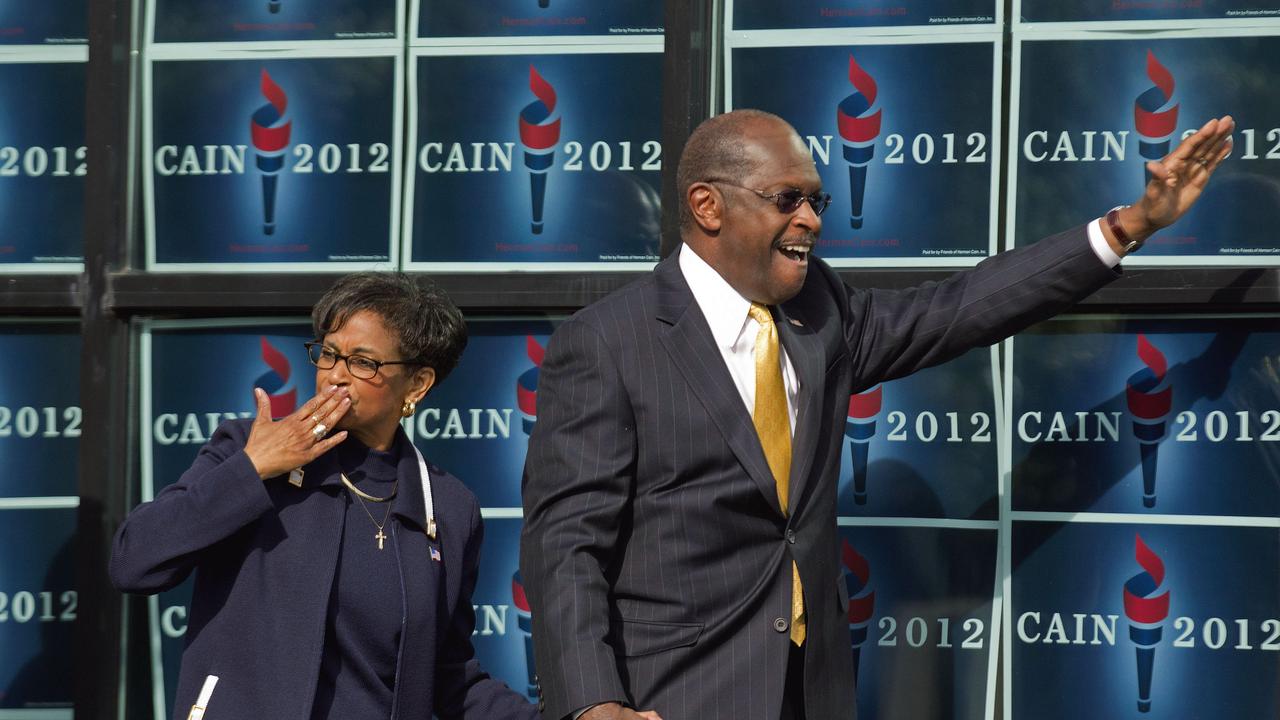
[375,529,386,550]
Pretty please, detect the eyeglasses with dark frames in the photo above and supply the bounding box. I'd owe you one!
[304,342,419,380]
[707,179,832,216]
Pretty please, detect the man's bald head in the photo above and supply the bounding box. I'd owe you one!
[676,109,799,231]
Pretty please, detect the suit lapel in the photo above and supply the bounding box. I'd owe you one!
[776,303,823,516]
[653,251,784,517]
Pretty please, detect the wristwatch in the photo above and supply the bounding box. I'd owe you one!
[1106,205,1144,255]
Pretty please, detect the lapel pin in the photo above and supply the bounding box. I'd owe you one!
[430,546,442,562]
[788,318,804,327]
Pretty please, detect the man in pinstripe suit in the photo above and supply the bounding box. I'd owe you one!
[520,110,1234,720]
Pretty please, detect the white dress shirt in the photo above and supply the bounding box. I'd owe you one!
[678,243,800,435]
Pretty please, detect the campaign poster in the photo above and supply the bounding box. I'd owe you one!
[150,0,400,43]
[145,52,400,269]
[142,321,315,720]
[1011,32,1280,264]
[1009,316,1280,517]
[0,507,76,711]
[406,49,662,269]
[0,57,85,269]
[468,516,539,704]
[1009,520,1280,719]
[0,2,86,45]
[837,525,998,720]
[729,0,996,31]
[1017,0,1280,24]
[838,347,998,519]
[415,0,662,39]
[731,39,999,265]
[0,324,81,498]
[405,318,557,509]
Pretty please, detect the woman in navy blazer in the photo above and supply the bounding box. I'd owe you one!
[111,273,538,720]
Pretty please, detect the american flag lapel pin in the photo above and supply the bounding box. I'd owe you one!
[430,546,442,562]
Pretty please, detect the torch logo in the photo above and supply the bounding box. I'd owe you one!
[518,66,561,235]
[255,337,297,418]
[836,55,882,230]
[512,569,540,701]
[1134,50,1178,187]
[842,540,876,687]
[250,68,292,236]
[1126,334,1172,508]
[844,384,883,506]
[517,336,545,436]
[1123,534,1169,714]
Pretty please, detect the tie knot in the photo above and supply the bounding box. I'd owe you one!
[748,303,773,327]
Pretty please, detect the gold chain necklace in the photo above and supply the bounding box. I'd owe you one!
[342,473,397,550]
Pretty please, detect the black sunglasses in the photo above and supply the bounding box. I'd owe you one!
[708,179,831,216]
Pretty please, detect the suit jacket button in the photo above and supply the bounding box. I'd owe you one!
[773,617,789,633]
[786,529,796,544]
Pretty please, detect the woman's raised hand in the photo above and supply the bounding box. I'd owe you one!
[243,385,351,480]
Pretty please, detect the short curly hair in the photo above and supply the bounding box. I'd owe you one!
[311,272,467,383]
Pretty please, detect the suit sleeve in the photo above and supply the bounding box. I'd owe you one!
[109,420,274,594]
[840,224,1119,386]
[433,495,541,720]
[520,316,636,720]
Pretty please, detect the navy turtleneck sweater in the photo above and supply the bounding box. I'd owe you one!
[310,436,405,720]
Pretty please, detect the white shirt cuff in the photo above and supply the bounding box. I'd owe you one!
[1087,217,1122,268]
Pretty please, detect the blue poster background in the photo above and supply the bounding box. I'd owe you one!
[146,323,314,718]
[1010,521,1280,719]
[0,1,86,44]
[1014,36,1280,258]
[417,0,662,38]
[1019,0,1280,23]
[0,61,85,265]
[732,42,994,260]
[152,0,397,43]
[1011,317,1280,517]
[149,56,396,265]
[732,0,995,30]
[406,318,557,508]
[837,525,995,720]
[0,508,76,710]
[409,52,662,264]
[837,348,997,519]
[468,517,538,704]
[0,325,81,497]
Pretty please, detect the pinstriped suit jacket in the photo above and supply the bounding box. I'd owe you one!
[520,226,1117,720]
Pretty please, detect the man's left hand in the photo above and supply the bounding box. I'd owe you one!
[1118,115,1235,249]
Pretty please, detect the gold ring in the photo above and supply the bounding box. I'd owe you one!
[312,423,327,439]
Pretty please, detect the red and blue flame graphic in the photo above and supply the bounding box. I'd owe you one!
[518,66,561,235]
[1126,334,1172,508]
[517,336,545,436]
[844,384,883,506]
[1123,534,1170,714]
[837,55,882,231]
[512,569,539,701]
[1134,51,1179,187]
[254,336,297,419]
[842,540,876,687]
[250,68,292,236]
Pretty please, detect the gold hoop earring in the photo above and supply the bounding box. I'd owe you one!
[402,399,417,418]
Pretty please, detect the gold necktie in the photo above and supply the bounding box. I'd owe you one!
[747,303,805,646]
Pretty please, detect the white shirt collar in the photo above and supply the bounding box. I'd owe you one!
[678,242,753,351]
